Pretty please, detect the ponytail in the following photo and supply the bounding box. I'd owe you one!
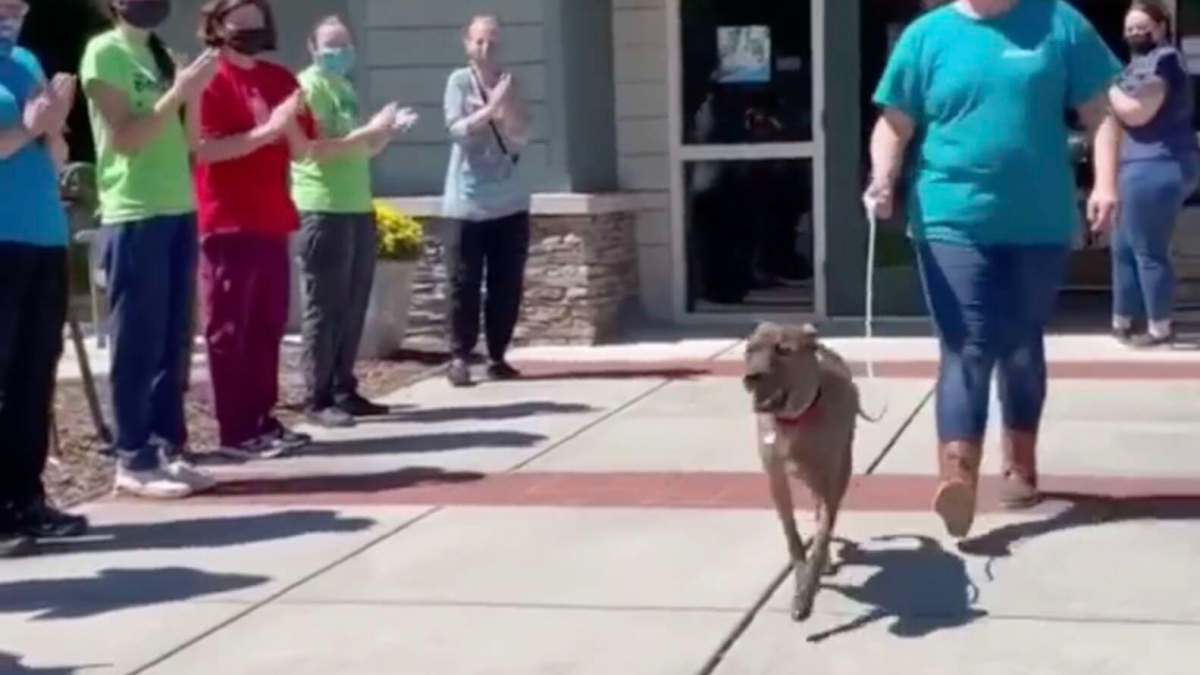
[146,33,177,83]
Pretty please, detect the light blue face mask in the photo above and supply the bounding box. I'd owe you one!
[316,47,355,77]
[0,18,23,58]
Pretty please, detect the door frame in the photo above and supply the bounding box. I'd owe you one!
[665,0,828,324]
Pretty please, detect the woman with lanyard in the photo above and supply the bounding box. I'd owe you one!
[1108,1,1200,347]
[190,0,312,458]
[442,14,532,388]
[291,15,417,428]
[0,0,86,556]
[82,0,219,499]
[865,0,1123,537]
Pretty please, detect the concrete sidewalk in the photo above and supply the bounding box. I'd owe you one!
[8,336,1200,674]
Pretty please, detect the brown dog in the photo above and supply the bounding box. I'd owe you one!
[743,322,861,622]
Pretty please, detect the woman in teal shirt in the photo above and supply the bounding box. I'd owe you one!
[865,0,1122,537]
[0,0,88,555]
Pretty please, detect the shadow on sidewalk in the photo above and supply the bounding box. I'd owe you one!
[512,368,711,382]
[212,467,486,498]
[959,492,1200,560]
[36,510,375,556]
[299,431,548,457]
[0,567,268,620]
[358,401,596,424]
[808,536,987,644]
[0,651,106,674]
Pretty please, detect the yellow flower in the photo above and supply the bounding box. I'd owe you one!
[373,200,425,262]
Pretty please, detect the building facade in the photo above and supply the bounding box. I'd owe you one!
[37,0,1200,340]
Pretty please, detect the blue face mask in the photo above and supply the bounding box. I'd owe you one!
[316,48,355,77]
[0,18,22,58]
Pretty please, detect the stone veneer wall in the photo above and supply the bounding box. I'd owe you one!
[406,211,639,347]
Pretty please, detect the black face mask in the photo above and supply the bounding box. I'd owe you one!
[114,0,171,30]
[1126,33,1156,56]
[225,27,274,56]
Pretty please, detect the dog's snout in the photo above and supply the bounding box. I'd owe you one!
[742,372,763,390]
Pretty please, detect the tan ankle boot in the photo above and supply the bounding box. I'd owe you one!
[933,441,982,538]
[1000,429,1039,510]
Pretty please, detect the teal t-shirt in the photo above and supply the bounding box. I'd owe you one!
[874,0,1120,245]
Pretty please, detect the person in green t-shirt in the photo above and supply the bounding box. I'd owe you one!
[292,15,417,428]
[81,0,220,500]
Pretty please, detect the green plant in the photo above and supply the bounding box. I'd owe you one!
[374,201,425,262]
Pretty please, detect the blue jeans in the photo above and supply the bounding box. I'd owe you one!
[1113,157,1200,323]
[916,241,1068,443]
[103,214,198,470]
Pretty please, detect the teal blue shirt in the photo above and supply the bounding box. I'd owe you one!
[874,0,1120,245]
[0,47,67,247]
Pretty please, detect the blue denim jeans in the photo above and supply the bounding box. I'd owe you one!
[103,214,199,470]
[1113,156,1200,323]
[916,241,1068,443]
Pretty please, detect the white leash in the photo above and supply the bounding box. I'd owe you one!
[860,196,888,421]
[863,196,881,382]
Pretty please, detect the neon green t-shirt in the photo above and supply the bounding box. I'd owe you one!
[291,66,373,214]
[80,29,194,225]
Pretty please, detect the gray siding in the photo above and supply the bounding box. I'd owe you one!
[357,0,552,196]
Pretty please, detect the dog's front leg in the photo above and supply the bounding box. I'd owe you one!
[792,490,841,622]
[765,455,807,580]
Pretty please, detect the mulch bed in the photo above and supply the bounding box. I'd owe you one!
[45,347,449,507]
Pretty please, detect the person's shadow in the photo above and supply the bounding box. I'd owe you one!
[958,492,1200,562]
[0,651,105,674]
[807,535,987,643]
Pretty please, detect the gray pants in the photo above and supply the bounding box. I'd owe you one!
[298,212,376,409]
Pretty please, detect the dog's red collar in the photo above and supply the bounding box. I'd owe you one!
[774,387,823,426]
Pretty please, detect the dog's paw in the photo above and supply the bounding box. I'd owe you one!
[791,597,814,622]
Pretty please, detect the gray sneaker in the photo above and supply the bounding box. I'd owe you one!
[218,436,292,461]
[306,407,356,429]
[114,467,195,500]
[159,450,217,494]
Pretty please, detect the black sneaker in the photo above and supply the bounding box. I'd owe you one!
[306,407,357,428]
[218,435,291,461]
[262,418,314,450]
[447,358,472,388]
[336,394,390,417]
[1131,332,1175,349]
[0,532,34,558]
[1113,326,1135,345]
[11,500,89,539]
[487,360,522,381]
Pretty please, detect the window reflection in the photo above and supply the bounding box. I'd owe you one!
[681,0,813,145]
[685,160,815,311]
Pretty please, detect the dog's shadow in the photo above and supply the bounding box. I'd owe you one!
[807,535,987,644]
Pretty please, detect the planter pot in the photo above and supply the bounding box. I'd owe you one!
[358,260,417,360]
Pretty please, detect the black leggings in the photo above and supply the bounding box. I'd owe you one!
[446,212,531,361]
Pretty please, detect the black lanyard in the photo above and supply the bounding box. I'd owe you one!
[470,69,517,163]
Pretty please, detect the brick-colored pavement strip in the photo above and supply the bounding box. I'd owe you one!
[154,471,1200,515]
[512,359,1200,380]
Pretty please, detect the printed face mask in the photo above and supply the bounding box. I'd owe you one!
[315,47,355,76]
[1126,32,1156,55]
[226,27,274,56]
[114,0,171,30]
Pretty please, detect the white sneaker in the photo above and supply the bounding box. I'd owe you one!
[163,456,218,494]
[114,467,195,500]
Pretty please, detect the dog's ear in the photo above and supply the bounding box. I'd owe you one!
[777,325,819,356]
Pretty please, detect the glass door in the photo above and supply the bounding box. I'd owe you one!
[668,0,825,319]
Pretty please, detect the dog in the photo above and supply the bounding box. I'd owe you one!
[743,322,863,622]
